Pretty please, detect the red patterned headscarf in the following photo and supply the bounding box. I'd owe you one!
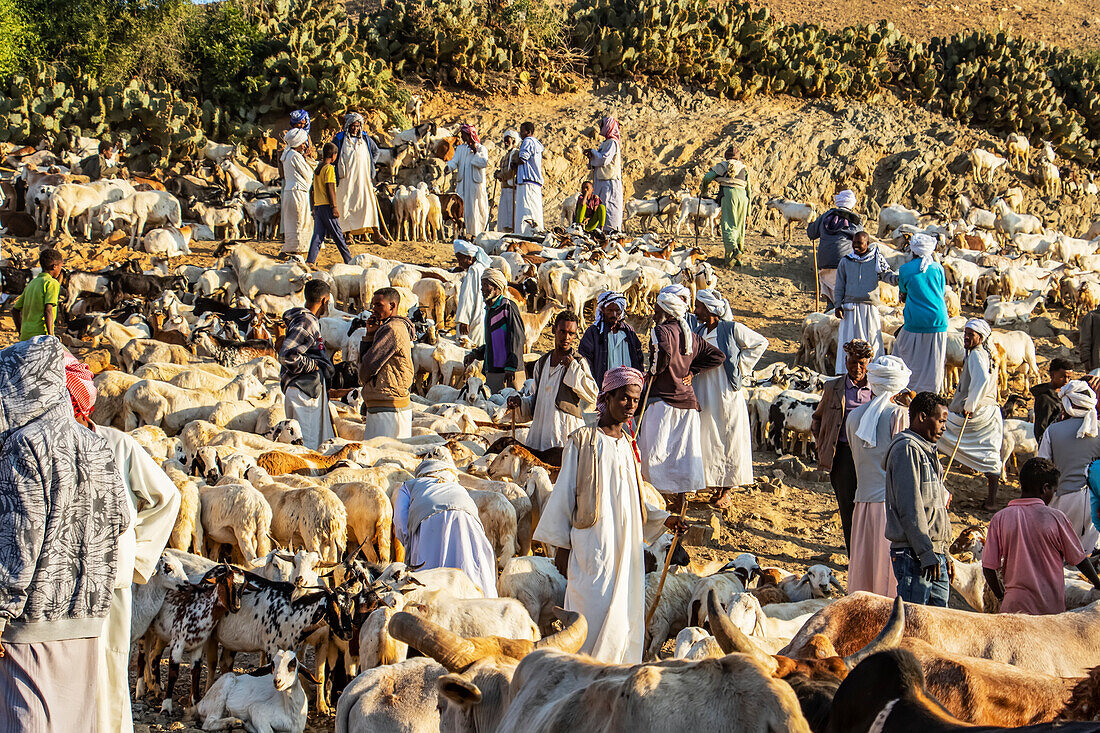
[597,366,645,414]
[600,116,620,141]
[63,350,96,420]
[459,123,481,151]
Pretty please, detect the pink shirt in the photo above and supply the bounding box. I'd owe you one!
[983,498,1087,615]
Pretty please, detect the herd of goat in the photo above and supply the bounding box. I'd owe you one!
[3,123,1100,732]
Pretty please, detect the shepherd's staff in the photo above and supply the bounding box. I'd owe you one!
[943,412,971,478]
[811,235,822,313]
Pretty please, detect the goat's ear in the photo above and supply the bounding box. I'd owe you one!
[245,663,274,677]
[439,674,483,708]
[297,666,320,685]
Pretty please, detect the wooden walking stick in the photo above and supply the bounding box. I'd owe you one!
[811,236,822,313]
[644,499,687,632]
[943,413,971,478]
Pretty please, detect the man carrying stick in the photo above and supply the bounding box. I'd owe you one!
[533,367,684,663]
[937,318,1004,510]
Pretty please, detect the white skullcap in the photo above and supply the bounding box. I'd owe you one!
[454,239,491,267]
[835,190,857,210]
[414,458,458,481]
[1060,380,1100,439]
[854,355,912,447]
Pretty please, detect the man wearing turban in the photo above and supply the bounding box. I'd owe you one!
[331,112,385,245]
[845,355,911,596]
[534,366,680,663]
[453,239,491,346]
[464,268,526,391]
[446,124,490,237]
[1036,379,1100,551]
[690,288,768,506]
[937,318,1003,510]
[893,233,949,393]
[637,285,725,513]
[807,189,864,306]
[578,290,644,387]
[280,127,316,255]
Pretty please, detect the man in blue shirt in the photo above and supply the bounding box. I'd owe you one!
[512,121,544,235]
[892,233,949,394]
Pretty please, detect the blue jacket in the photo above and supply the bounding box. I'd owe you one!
[808,208,862,270]
[898,259,948,333]
[688,316,745,389]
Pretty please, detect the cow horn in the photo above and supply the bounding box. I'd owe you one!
[388,611,478,672]
[843,596,906,670]
[533,608,587,654]
[706,590,778,674]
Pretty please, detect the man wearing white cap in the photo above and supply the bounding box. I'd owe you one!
[332,112,384,244]
[846,355,911,597]
[453,239,491,346]
[937,319,1003,510]
[807,189,863,307]
[893,233,948,394]
[394,458,498,596]
[690,288,768,506]
[280,128,315,256]
[637,285,725,513]
[1036,379,1100,551]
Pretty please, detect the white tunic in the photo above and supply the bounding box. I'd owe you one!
[937,347,1003,474]
[513,183,544,235]
[455,263,487,347]
[835,302,883,375]
[362,409,411,441]
[638,400,705,494]
[446,144,490,237]
[281,149,315,254]
[520,357,599,451]
[336,136,380,232]
[694,323,768,487]
[284,386,335,451]
[533,431,665,663]
[95,427,181,733]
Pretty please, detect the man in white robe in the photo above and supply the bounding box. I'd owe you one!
[446,124,490,238]
[453,238,490,347]
[63,353,181,733]
[394,459,498,597]
[333,113,383,243]
[690,289,768,507]
[938,318,1003,510]
[280,128,315,255]
[494,130,519,231]
[509,311,598,452]
[533,367,677,663]
[512,121,544,235]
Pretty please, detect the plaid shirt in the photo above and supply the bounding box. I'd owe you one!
[280,308,322,392]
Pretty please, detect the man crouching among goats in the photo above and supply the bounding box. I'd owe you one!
[533,366,685,664]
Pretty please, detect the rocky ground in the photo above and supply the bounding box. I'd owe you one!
[2,71,1097,731]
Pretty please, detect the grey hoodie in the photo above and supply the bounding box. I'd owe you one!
[0,337,129,642]
[883,429,950,567]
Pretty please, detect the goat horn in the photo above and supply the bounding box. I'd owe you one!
[388,610,479,672]
[533,608,587,654]
[843,596,906,670]
[706,590,777,673]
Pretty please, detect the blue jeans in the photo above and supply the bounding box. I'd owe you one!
[307,204,351,264]
[890,548,950,607]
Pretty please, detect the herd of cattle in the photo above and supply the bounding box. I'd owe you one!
[4,126,1100,732]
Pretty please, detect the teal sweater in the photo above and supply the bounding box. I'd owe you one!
[898,258,948,334]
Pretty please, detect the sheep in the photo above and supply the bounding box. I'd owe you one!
[778,565,845,601]
[643,570,701,659]
[411,277,446,327]
[496,556,566,635]
[199,479,273,564]
[142,226,193,257]
[93,191,183,247]
[118,338,194,373]
[218,241,310,299]
[1005,133,1030,172]
[876,204,921,238]
[246,466,348,563]
[92,371,144,428]
[462,485,518,569]
[970,148,1008,183]
[358,593,409,669]
[765,198,815,241]
[47,182,108,238]
[195,649,313,733]
[329,479,398,563]
[162,460,204,553]
[1036,159,1062,198]
[122,374,270,434]
[192,198,246,240]
[689,571,746,628]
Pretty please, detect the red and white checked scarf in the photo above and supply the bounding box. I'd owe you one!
[63,350,96,420]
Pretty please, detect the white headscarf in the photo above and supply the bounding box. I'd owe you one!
[909,233,936,273]
[696,288,732,321]
[502,129,520,146]
[654,284,693,357]
[414,458,459,482]
[282,128,308,161]
[964,318,991,341]
[454,238,492,267]
[854,355,912,448]
[1060,380,1100,439]
[835,190,857,210]
[595,290,627,329]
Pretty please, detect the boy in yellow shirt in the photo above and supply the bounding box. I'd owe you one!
[307,142,352,264]
[13,249,63,340]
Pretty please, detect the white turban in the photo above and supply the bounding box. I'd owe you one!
[654,284,692,358]
[284,128,308,148]
[835,190,857,210]
[964,318,991,341]
[854,355,912,448]
[481,268,508,294]
[595,290,627,329]
[910,233,936,273]
[454,238,491,267]
[502,129,519,145]
[1060,380,1100,439]
[696,288,732,321]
